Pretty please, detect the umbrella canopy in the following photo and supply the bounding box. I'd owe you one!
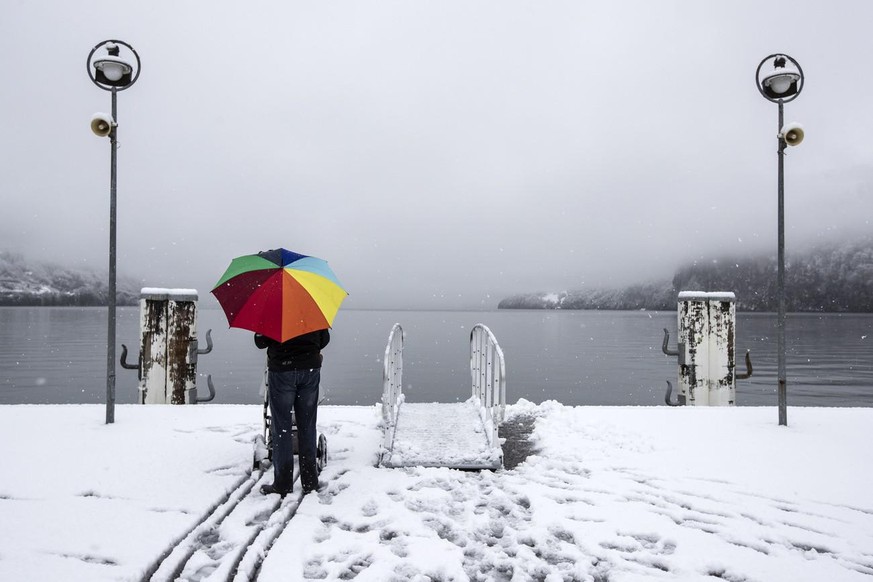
[211,248,348,342]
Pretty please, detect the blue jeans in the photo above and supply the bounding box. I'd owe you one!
[267,368,320,492]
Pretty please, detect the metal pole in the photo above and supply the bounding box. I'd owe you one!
[106,88,118,425]
[777,100,787,426]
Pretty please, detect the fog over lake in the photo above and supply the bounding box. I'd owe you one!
[3,2,873,310]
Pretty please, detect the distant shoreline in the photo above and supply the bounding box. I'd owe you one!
[496,303,873,314]
[4,303,873,316]
[0,295,138,307]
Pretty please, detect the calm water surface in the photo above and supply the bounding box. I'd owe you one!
[1,307,871,407]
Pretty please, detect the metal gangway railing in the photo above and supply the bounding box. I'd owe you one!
[470,324,507,448]
[381,323,405,453]
[380,323,506,469]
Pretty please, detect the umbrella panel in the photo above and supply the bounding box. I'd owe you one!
[211,268,276,324]
[213,270,285,341]
[258,248,308,268]
[280,271,331,341]
[213,255,277,289]
[283,257,345,289]
[288,268,347,326]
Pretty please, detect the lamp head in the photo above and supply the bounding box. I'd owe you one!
[92,42,134,87]
[759,54,802,101]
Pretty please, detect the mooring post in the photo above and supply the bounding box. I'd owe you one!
[676,291,737,406]
[135,288,207,404]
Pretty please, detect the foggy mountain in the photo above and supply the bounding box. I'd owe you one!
[3,238,872,312]
[0,252,138,306]
[499,238,873,313]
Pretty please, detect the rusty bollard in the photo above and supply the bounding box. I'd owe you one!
[121,288,214,404]
[662,291,752,407]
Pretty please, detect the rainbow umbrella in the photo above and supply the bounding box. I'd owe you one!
[211,248,348,342]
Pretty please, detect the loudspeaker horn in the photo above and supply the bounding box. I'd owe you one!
[780,121,804,146]
[90,112,115,137]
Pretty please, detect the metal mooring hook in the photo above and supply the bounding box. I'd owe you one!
[192,330,215,402]
[664,381,686,407]
[662,329,683,406]
[662,328,679,357]
[197,329,213,355]
[736,349,753,380]
[120,344,142,380]
[195,374,216,403]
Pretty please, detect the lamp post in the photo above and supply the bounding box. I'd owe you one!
[755,54,804,427]
[87,40,141,424]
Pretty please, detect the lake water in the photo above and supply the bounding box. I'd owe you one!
[1,307,871,407]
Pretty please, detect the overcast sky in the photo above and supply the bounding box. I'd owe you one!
[2,1,872,309]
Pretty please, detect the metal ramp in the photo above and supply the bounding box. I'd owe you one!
[379,324,506,470]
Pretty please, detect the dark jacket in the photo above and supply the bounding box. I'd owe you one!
[254,329,330,372]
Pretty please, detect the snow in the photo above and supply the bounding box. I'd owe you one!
[1,402,872,581]
[140,288,199,300]
[677,291,736,302]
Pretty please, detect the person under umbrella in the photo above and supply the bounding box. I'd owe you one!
[211,248,348,496]
[255,328,330,496]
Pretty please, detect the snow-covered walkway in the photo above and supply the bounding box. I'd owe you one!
[381,400,502,469]
[1,403,872,581]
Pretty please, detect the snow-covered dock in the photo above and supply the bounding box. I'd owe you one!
[1,403,872,581]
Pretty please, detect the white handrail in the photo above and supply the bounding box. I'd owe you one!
[470,323,506,447]
[382,323,404,439]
